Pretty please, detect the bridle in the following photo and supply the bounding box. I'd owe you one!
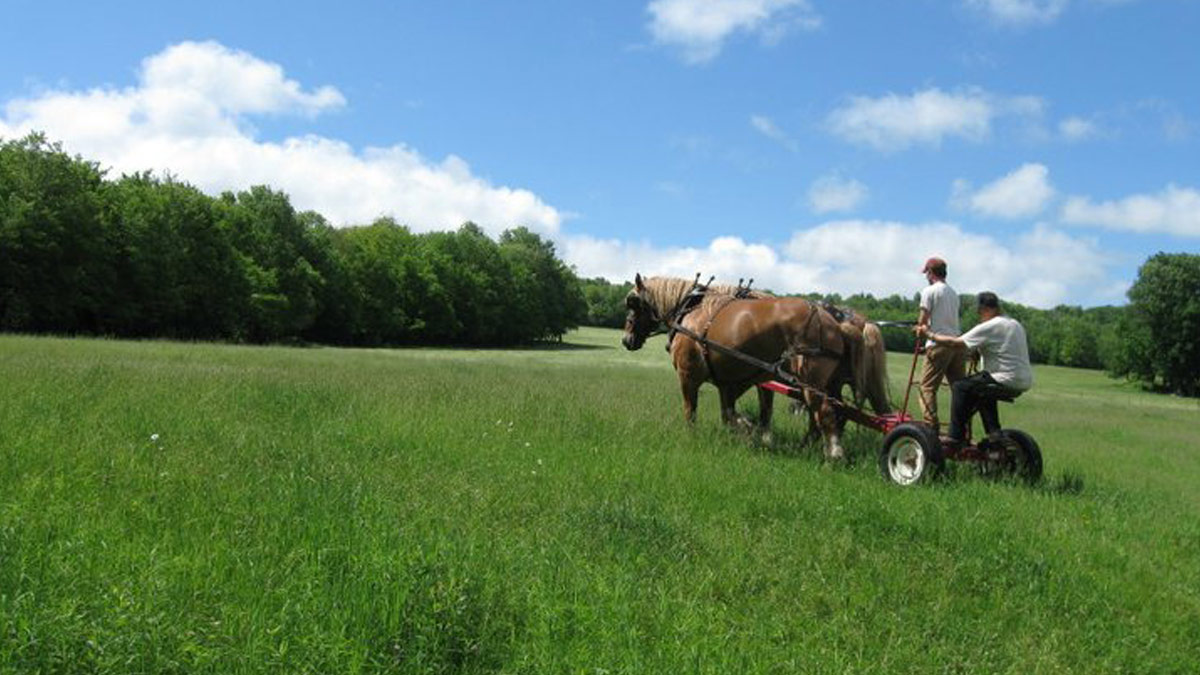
[625,276,712,345]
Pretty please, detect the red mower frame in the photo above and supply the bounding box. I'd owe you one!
[756,323,1043,486]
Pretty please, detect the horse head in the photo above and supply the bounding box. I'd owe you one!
[622,273,658,350]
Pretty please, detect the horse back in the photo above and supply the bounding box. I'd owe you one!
[687,298,844,382]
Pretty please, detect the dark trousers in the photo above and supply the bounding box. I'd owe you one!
[948,372,1013,442]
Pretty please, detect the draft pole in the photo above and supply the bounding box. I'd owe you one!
[900,337,922,418]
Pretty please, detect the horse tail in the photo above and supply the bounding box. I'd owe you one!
[838,322,868,407]
[862,322,892,413]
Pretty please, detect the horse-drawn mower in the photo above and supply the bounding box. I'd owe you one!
[621,274,1042,487]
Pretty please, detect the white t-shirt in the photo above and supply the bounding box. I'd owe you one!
[960,316,1034,391]
[920,281,960,347]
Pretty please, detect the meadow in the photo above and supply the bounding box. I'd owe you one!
[1,327,1198,673]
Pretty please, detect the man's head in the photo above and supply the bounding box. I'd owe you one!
[921,257,947,282]
[976,291,1001,320]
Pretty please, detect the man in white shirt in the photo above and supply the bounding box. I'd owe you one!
[915,257,965,430]
[919,292,1034,447]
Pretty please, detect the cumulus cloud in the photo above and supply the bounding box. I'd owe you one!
[0,41,562,234]
[750,114,798,151]
[827,87,1041,151]
[1061,185,1200,237]
[808,174,868,214]
[561,219,1116,308]
[647,0,820,64]
[1058,116,1098,141]
[964,0,1070,26]
[954,163,1056,219]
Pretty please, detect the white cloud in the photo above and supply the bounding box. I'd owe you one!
[561,220,1117,308]
[955,163,1056,219]
[964,0,1070,26]
[750,114,798,151]
[808,174,868,214]
[1061,185,1200,237]
[827,88,1041,151]
[647,0,820,64]
[0,41,562,234]
[1058,116,1098,141]
[964,0,1143,28]
[141,40,346,117]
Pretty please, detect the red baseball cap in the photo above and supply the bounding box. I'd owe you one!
[921,257,947,273]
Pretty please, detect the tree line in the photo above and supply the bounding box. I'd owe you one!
[580,252,1200,397]
[0,134,586,346]
[4,133,1195,395]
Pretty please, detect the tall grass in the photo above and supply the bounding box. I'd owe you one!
[1,329,1197,673]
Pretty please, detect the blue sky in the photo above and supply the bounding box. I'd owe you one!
[2,0,1197,307]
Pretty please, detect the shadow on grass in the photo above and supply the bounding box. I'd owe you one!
[525,340,612,352]
[1043,470,1086,496]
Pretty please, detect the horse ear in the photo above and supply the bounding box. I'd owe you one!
[635,273,645,292]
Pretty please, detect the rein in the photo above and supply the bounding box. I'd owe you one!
[663,316,801,387]
[664,314,856,413]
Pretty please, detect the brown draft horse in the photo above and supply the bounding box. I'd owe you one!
[621,274,890,459]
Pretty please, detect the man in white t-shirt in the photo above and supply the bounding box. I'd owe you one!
[915,257,965,430]
[919,292,1033,447]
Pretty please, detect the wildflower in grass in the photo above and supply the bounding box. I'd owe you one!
[150,433,160,442]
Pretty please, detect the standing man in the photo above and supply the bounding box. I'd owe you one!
[920,292,1034,447]
[915,256,965,431]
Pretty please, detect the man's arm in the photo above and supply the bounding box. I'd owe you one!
[917,307,931,328]
[917,324,966,348]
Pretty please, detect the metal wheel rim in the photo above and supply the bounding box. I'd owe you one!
[887,437,926,485]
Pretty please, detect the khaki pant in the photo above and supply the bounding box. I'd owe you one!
[920,343,966,429]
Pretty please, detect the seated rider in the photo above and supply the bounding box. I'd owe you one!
[917,291,1033,448]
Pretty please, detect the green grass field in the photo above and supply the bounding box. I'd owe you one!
[2,327,1198,673]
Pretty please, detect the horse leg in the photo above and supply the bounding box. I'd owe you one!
[815,399,845,460]
[752,385,775,444]
[799,390,825,449]
[718,385,740,428]
[673,341,707,426]
[807,359,847,460]
[680,377,700,425]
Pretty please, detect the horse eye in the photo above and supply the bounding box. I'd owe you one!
[626,296,640,310]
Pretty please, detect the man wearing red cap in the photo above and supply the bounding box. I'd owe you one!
[915,256,965,430]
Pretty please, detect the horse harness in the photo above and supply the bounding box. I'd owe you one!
[652,284,844,390]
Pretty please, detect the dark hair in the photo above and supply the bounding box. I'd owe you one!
[977,291,1000,310]
[929,261,947,278]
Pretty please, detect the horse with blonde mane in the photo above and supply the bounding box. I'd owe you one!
[622,274,890,459]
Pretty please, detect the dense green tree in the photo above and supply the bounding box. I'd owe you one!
[335,218,453,345]
[499,227,585,342]
[101,173,247,338]
[215,186,327,342]
[0,133,109,332]
[1111,253,1200,395]
[299,210,357,345]
[418,223,514,344]
[580,277,631,328]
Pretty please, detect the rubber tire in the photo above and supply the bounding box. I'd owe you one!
[879,423,944,486]
[993,428,1044,484]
